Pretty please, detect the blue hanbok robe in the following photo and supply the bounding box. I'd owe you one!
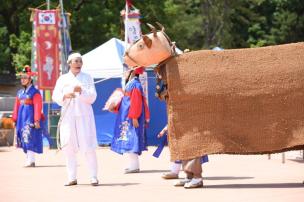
[13,85,43,154]
[111,77,150,155]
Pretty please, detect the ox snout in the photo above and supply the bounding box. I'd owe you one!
[123,54,138,67]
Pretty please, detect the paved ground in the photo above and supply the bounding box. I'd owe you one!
[0,146,303,202]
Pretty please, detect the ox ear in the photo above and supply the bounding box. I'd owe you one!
[147,23,157,37]
[142,35,152,48]
[156,22,165,32]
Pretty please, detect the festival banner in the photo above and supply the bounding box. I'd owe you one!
[125,19,141,43]
[121,6,141,43]
[34,9,60,90]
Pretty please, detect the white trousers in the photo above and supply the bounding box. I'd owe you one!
[64,148,98,181]
[26,150,35,164]
[60,115,97,153]
[125,152,139,170]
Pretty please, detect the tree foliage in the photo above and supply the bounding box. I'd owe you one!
[0,0,303,74]
[10,31,32,72]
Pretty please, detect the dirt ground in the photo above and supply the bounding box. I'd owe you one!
[0,146,303,202]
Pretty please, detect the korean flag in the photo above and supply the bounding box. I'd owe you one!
[38,12,56,25]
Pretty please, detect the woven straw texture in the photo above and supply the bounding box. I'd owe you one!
[164,42,304,160]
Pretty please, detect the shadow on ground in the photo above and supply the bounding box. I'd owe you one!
[204,183,304,189]
[139,169,170,173]
[34,165,66,168]
[77,183,140,187]
[289,159,304,164]
[204,176,254,180]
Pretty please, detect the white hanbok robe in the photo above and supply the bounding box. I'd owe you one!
[52,71,97,152]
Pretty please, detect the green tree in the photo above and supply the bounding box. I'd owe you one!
[0,0,304,76]
[10,31,32,72]
[0,0,41,74]
[0,27,10,74]
[230,0,304,47]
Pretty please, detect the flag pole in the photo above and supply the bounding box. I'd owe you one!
[45,0,51,140]
[46,0,50,9]
[122,1,129,88]
[124,2,129,46]
[59,0,68,74]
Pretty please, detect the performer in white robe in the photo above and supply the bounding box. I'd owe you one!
[52,53,99,186]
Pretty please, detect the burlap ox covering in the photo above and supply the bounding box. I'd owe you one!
[163,42,304,161]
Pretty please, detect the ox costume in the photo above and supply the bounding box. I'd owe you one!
[13,66,44,167]
[52,53,98,185]
[111,67,150,173]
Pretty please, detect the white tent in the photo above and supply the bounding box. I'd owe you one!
[82,38,125,78]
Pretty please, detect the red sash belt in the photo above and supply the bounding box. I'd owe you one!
[20,98,33,105]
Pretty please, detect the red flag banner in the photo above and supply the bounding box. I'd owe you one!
[34,9,60,90]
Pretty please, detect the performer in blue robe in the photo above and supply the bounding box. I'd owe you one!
[13,65,44,167]
[111,67,150,173]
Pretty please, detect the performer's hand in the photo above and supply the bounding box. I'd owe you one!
[157,130,165,138]
[74,86,82,94]
[157,125,168,138]
[34,121,40,129]
[132,118,139,128]
[145,119,150,128]
[64,93,76,100]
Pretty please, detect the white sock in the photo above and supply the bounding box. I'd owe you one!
[127,153,139,170]
[170,162,181,174]
[26,151,35,164]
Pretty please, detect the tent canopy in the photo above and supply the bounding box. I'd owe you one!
[82,38,125,78]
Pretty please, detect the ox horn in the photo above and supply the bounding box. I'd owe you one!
[147,23,157,37]
[156,22,165,32]
[142,35,152,48]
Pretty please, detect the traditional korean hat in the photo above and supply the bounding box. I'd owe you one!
[16,65,37,77]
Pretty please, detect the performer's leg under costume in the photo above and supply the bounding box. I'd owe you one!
[182,158,202,179]
[26,150,35,165]
[84,149,98,180]
[182,158,203,188]
[126,152,139,170]
[64,147,77,182]
[171,161,182,174]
